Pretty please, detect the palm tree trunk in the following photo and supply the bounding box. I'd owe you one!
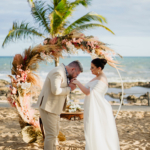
[55,57,59,67]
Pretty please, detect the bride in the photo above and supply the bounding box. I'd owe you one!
[72,58,120,150]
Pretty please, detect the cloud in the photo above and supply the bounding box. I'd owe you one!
[73,0,150,36]
[1,0,150,36]
[0,0,150,56]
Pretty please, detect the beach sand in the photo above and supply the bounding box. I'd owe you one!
[0,108,150,150]
[1,79,150,149]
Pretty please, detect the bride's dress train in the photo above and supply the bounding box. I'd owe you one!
[84,80,120,150]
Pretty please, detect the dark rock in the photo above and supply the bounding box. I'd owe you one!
[142,99,148,104]
[106,92,125,99]
[108,82,150,89]
[0,87,9,96]
[127,95,138,100]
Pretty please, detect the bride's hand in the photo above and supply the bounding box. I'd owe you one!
[71,79,80,85]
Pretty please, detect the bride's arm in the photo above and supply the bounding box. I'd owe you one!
[72,79,90,95]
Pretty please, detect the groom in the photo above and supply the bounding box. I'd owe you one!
[37,60,83,150]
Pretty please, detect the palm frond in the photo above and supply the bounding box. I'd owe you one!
[27,0,34,7]
[31,1,50,33]
[68,23,114,35]
[53,0,62,8]
[49,11,55,36]
[50,0,69,36]
[70,0,91,8]
[52,0,92,35]
[47,4,54,12]
[2,22,44,47]
[63,12,108,34]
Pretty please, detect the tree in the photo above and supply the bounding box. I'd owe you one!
[2,0,114,66]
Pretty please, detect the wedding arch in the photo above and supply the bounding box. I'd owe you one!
[7,31,124,143]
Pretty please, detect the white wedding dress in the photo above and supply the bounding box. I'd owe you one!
[84,80,120,150]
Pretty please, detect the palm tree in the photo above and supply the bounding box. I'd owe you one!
[2,0,114,66]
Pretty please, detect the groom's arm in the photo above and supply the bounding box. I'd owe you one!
[49,71,70,96]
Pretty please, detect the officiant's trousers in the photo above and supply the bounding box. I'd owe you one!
[39,108,60,150]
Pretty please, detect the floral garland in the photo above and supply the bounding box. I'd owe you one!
[7,31,121,143]
[8,65,39,128]
[42,32,121,68]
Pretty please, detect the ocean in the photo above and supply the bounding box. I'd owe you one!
[0,56,150,83]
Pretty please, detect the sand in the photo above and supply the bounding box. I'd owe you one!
[0,108,150,150]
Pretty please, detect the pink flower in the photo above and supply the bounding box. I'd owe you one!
[16,75,20,78]
[19,69,22,71]
[96,45,100,49]
[62,39,68,44]
[49,37,57,45]
[104,52,113,61]
[72,38,77,43]
[66,41,72,46]
[12,87,17,94]
[20,72,27,81]
[30,120,40,128]
[76,38,83,44]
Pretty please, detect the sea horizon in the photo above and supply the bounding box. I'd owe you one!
[0,56,150,83]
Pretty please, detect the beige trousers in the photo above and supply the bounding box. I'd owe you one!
[39,108,60,150]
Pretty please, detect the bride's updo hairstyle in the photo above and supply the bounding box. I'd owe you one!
[91,58,107,70]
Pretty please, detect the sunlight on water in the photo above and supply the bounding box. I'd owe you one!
[0,56,150,83]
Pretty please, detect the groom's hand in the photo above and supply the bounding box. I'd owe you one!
[69,83,76,91]
[70,78,76,83]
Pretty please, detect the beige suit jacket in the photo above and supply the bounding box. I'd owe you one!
[37,64,70,115]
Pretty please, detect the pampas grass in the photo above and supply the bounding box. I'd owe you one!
[21,126,43,143]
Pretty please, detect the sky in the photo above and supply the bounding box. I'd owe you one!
[0,0,150,56]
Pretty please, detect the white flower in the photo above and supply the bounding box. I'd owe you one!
[21,82,31,90]
[70,105,75,109]
[75,104,81,109]
[68,102,81,111]
[66,43,78,54]
[40,52,53,63]
[69,108,76,112]
[91,49,98,59]
[17,82,21,87]
[45,55,53,63]
[69,109,73,112]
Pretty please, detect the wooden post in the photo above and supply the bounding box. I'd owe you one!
[120,94,124,105]
[147,92,150,106]
[55,57,59,67]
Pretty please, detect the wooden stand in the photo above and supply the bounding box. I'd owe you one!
[60,112,84,120]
